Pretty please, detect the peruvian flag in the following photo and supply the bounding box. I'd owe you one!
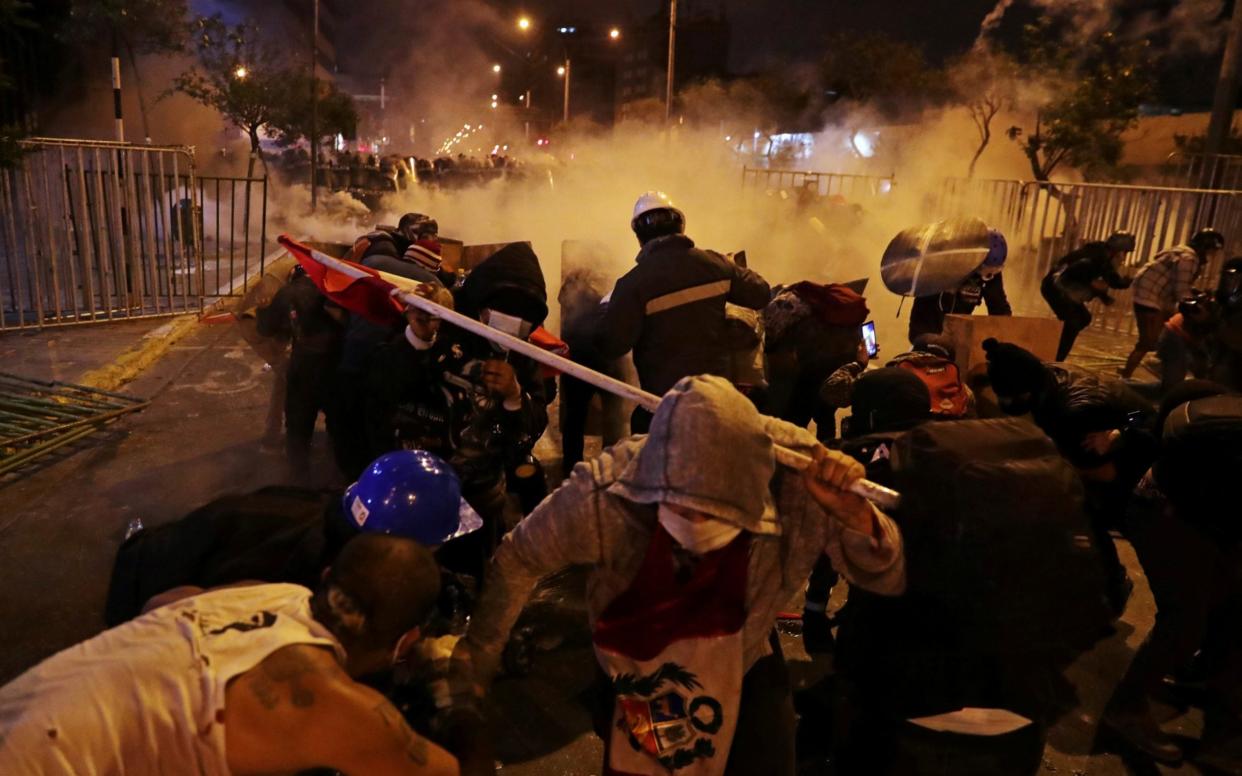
[277,234,405,327]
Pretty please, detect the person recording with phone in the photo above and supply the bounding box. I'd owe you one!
[763,282,872,441]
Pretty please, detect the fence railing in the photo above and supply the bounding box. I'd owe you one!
[0,138,204,329]
[1163,151,1242,192]
[741,166,896,200]
[0,138,268,330]
[932,177,1242,335]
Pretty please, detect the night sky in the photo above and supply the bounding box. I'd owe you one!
[494,0,1004,70]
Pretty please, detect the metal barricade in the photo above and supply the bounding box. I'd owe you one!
[938,177,1242,334]
[1163,151,1242,192]
[195,174,268,296]
[741,166,896,200]
[0,138,204,329]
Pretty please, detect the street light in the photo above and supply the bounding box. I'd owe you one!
[233,65,248,80]
[517,15,531,31]
[556,65,566,77]
[492,63,502,73]
[609,27,621,40]
[557,60,570,123]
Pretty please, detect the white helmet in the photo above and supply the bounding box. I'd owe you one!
[631,191,686,244]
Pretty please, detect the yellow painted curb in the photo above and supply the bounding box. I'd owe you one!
[77,314,202,392]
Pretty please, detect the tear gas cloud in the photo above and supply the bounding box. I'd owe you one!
[976,0,1226,54]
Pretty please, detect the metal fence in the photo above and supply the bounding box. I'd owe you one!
[0,138,203,329]
[741,166,896,200]
[937,177,1242,334]
[0,138,268,330]
[1163,151,1242,192]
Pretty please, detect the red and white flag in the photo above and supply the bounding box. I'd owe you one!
[277,234,405,327]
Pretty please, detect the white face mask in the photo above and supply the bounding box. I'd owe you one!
[657,504,742,555]
[483,309,533,339]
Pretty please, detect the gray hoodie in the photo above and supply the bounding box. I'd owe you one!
[463,375,905,684]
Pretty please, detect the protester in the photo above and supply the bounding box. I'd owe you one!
[0,535,458,776]
[331,213,449,478]
[366,242,551,577]
[233,254,299,452]
[983,338,1156,613]
[255,266,347,474]
[1154,289,1219,394]
[558,267,627,469]
[1042,231,1136,361]
[1099,381,1241,765]
[457,375,905,775]
[1120,228,1225,378]
[596,191,771,432]
[908,228,1011,342]
[801,368,933,655]
[1215,257,1242,390]
[822,334,974,420]
[763,281,870,440]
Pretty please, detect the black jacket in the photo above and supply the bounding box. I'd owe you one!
[256,274,344,356]
[105,487,344,625]
[1046,242,1130,303]
[907,271,1011,343]
[1031,364,1155,471]
[365,332,549,492]
[595,234,771,396]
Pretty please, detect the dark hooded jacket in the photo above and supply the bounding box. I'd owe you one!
[367,243,550,491]
[908,272,1011,342]
[595,234,771,396]
[1046,242,1130,304]
[1030,364,1155,471]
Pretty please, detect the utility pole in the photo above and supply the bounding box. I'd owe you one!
[1201,4,1242,189]
[562,58,571,124]
[665,0,677,123]
[110,29,125,142]
[310,0,319,211]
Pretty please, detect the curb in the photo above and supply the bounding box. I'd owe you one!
[77,313,204,393]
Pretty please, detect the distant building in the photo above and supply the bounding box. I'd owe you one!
[615,7,730,121]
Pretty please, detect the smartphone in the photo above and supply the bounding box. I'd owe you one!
[861,321,879,358]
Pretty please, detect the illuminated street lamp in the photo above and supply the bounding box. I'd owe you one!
[517,15,531,31]
[609,27,621,40]
[492,63,502,74]
[556,65,566,77]
[233,65,248,80]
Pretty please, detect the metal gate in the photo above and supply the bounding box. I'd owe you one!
[741,166,896,200]
[0,138,205,329]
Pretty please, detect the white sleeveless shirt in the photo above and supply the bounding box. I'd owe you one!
[0,583,344,775]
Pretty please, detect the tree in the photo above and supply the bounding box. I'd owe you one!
[1005,26,1155,182]
[0,0,33,168]
[66,0,189,141]
[171,15,286,178]
[947,49,1020,178]
[267,73,358,153]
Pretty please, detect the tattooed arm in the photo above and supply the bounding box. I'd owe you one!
[223,644,460,775]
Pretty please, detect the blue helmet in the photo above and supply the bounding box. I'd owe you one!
[983,229,1008,268]
[342,450,483,546]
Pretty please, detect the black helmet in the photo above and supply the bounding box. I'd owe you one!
[1106,231,1136,253]
[1189,228,1225,256]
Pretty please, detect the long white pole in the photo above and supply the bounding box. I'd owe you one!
[292,243,900,509]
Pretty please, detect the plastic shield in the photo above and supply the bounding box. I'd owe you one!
[881,217,992,297]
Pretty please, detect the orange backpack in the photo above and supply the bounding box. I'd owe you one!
[894,354,969,417]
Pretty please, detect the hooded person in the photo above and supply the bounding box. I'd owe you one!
[983,338,1156,613]
[456,375,905,776]
[596,191,772,432]
[907,228,1012,343]
[802,369,932,655]
[368,242,552,579]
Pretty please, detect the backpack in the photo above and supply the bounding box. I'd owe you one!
[893,353,969,417]
[890,418,1112,660]
[1156,395,1242,543]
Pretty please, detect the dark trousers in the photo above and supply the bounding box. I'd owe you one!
[594,634,796,776]
[285,350,338,472]
[1041,277,1092,362]
[326,371,371,482]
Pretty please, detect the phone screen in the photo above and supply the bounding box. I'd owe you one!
[861,321,879,358]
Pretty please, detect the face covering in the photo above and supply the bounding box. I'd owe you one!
[657,504,742,555]
[483,309,533,340]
